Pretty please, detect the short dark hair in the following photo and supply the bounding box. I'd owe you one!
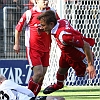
[37,10,57,25]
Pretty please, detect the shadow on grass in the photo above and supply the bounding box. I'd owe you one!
[40,87,100,99]
[41,88,100,93]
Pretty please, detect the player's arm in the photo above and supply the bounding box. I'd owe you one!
[60,32,96,78]
[83,41,93,66]
[83,41,96,79]
[13,12,26,54]
[13,30,21,54]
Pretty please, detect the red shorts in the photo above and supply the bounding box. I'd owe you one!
[59,52,86,77]
[26,47,50,68]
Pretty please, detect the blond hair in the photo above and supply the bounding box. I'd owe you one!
[0,75,6,82]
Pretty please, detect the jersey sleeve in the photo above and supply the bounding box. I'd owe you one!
[15,12,26,32]
[61,31,84,48]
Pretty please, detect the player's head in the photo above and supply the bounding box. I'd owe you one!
[0,75,6,85]
[37,10,57,34]
[36,0,49,9]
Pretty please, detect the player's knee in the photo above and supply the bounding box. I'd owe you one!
[34,71,44,81]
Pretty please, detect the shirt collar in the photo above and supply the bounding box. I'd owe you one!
[51,22,59,34]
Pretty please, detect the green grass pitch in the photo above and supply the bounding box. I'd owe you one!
[38,86,100,100]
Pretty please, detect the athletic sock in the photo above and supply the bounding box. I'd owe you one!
[56,71,67,86]
[33,82,42,96]
[28,77,34,91]
[28,77,42,96]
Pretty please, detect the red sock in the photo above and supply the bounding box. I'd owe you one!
[28,77,35,91]
[56,72,67,85]
[34,82,42,96]
[28,77,42,96]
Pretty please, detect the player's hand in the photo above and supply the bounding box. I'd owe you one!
[86,65,96,79]
[13,44,20,54]
[37,24,44,34]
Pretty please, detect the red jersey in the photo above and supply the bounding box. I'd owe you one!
[16,6,59,52]
[51,19,95,62]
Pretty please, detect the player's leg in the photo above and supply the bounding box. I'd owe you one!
[43,53,70,94]
[26,48,43,96]
[27,48,49,96]
[28,65,45,96]
[43,67,68,94]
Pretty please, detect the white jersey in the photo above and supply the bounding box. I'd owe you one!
[0,80,35,100]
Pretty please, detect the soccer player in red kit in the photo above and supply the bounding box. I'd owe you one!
[13,0,60,96]
[37,10,96,94]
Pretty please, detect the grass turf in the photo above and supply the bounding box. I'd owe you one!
[38,86,100,100]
